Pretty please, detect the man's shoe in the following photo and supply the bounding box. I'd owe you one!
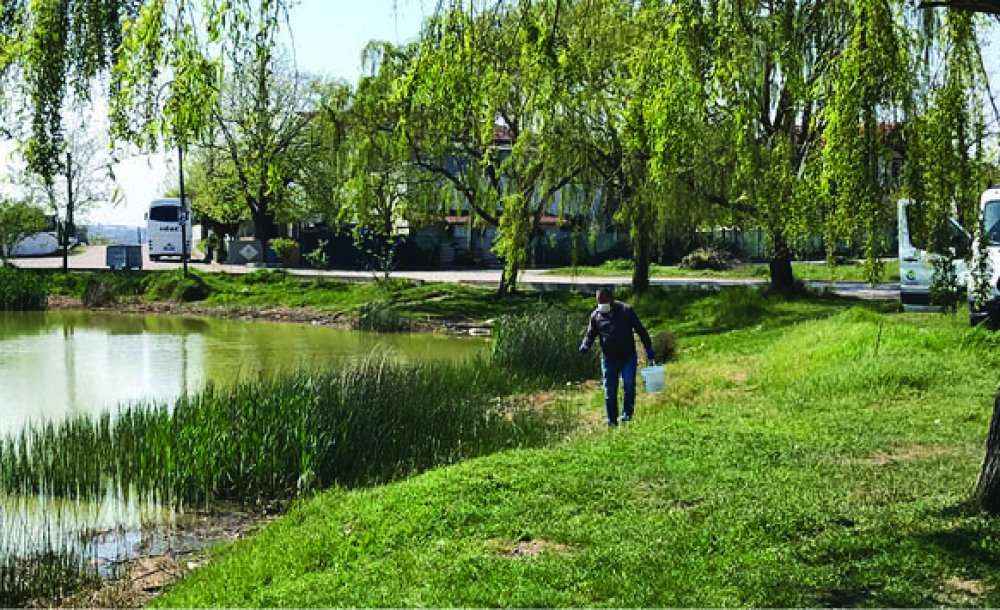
[620,415,632,424]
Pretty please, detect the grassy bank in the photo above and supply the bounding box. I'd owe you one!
[154,295,1000,607]
[546,258,901,283]
[43,270,587,325]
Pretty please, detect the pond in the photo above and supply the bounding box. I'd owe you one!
[0,311,483,435]
[0,311,484,602]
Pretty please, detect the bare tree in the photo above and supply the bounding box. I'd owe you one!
[15,123,120,271]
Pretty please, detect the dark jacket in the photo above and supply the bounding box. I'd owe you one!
[580,301,654,360]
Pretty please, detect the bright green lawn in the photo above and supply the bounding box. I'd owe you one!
[155,291,1000,607]
[546,259,901,283]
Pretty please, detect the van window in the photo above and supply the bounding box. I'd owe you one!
[149,206,179,222]
[984,201,1000,246]
[905,203,927,250]
[906,201,969,256]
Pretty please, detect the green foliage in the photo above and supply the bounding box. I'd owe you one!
[0,266,47,311]
[679,247,735,271]
[144,270,211,302]
[0,199,46,261]
[303,240,330,270]
[353,301,410,333]
[269,238,299,266]
[491,307,597,383]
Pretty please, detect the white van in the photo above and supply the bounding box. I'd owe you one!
[146,198,191,261]
[897,192,1000,325]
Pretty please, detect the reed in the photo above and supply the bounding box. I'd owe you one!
[0,352,574,506]
[491,306,598,382]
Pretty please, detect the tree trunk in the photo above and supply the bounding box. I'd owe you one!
[769,232,795,292]
[632,232,651,293]
[252,206,278,245]
[63,152,73,273]
[497,266,509,297]
[975,387,1000,513]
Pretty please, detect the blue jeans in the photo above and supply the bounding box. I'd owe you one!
[601,354,638,425]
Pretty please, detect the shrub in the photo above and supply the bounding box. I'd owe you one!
[0,266,47,311]
[679,247,735,271]
[599,259,635,272]
[651,330,679,363]
[304,240,330,270]
[144,270,211,302]
[354,300,410,332]
[270,238,300,267]
[491,307,597,382]
[81,277,117,308]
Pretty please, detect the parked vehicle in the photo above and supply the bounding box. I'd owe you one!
[12,215,72,257]
[146,198,191,261]
[969,188,1000,326]
[897,191,1000,326]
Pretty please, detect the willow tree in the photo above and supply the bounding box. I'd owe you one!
[337,44,436,278]
[820,0,912,284]
[0,1,141,194]
[555,1,695,292]
[400,0,579,295]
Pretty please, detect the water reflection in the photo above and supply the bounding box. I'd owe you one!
[0,311,483,435]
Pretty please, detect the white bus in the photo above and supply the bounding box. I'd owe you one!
[146,198,192,261]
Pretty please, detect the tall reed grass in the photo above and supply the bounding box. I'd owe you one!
[491,306,598,382]
[0,352,574,505]
[0,266,47,311]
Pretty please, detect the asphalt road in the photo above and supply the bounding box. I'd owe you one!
[13,245,901,301]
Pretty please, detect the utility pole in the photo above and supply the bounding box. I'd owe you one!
[178,145,189,277]
[63,151,73,273]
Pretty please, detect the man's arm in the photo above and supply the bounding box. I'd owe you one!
[579,314,598,353]
[631,308,655,360]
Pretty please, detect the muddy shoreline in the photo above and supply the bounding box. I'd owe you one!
[45,295,493,336]
[31,505,279,608]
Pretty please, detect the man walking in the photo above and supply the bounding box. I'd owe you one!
[579,287,655,427]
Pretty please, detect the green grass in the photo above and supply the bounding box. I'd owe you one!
[152,289,1000,607]
[44,270,589,323]
[547,259,901,283]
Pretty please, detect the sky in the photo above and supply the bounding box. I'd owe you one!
[1,3,999,228]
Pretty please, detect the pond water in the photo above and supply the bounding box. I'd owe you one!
[0,311,483,435]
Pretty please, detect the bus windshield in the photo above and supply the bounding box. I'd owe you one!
[149,206,179,223]
[985,201,1000,246]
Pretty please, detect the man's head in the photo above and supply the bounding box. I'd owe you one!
[596,287,614,313]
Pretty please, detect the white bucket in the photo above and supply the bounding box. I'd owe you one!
[640,365,666,393]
